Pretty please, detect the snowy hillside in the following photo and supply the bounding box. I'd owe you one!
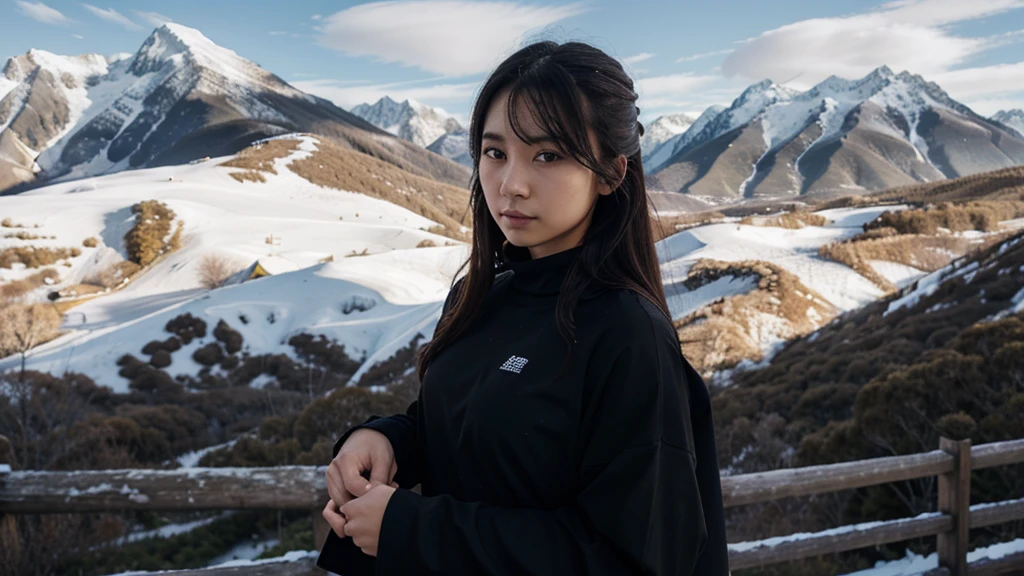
[350,96,463,149]
[649,66,1024,198]
[0,134,467,391]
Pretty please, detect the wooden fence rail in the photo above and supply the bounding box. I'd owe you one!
[2,436,1023,575]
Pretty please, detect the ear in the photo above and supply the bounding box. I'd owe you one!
[598,155,628,196]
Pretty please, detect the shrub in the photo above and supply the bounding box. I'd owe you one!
[0,246,81,269]
[83,260,140,289]
[142,340,163,355]
[165,313,207,344]
[82,237,99,248]
[416,239,437,248]
[197,254,237,290]
[124,200,178,266]
[192,343,225,367]
[213,320,243,354]
[149,349,172,369]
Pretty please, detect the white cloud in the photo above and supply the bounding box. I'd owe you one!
[72,33,84,39]
[82,4,142,30]
[875,0,1024,26]
[17,1,72,25]
[316,1,589,77]
[622,53,655,65]
[934,61,1024,101]
[133,10,173,27]
[293,78,479,112]
[721,0,1024,88]
[311,14,322,20]
[676,49,732,63]
[634,72,724,110]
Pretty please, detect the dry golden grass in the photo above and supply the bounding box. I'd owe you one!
[674,259,836,374]
[875,165,1024,204]
[220,139,300,184]
[288,137,471,241]
[865,201,1024,235]
[818,234,1005,292]
[650,211,726,242]
[0,246,80,269]
[0,268,60,302]
[740,212,827,229]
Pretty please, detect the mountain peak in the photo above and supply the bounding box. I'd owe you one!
[129,23,259,79]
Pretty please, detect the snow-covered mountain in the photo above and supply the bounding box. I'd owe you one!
[427,127,472,167]
[0,24,469,194]
[640,113,695,158]
[992,109,1024,138]
[643,106,724,173]
[350,96,463,149]
[648,66,1024,198]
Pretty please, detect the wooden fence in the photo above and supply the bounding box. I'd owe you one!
[2,436,1023,575]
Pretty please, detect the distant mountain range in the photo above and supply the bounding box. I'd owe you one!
[644,66,1024,199]
[349,96,464,151]
[0,24,469,194]
[992,109,1024,138]
[3,24,1022,200]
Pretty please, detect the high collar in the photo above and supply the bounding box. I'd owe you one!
[501,242,584,296]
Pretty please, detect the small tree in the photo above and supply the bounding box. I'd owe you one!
[198,254,237,290]
[0,303,61,381]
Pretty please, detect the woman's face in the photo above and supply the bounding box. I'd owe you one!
[479,88,615,260]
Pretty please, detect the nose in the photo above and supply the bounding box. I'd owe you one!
[499,159,530,200]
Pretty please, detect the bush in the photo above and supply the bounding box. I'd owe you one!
[83,260,140,289]
[149,349,172,369]
[416,239,437,248]
[0,246,81,269]
[192,343,225,367]
[165,313,207,344]
[197,254,237,290]
[213,320,243,354]
[124,200,178,266]
[82,237,99,248]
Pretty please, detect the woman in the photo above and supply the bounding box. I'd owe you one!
[317,40,729,575]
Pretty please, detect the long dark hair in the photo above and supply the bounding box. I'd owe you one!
[416,40,669,381]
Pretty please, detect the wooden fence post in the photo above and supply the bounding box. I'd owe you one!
[937,437,971,576]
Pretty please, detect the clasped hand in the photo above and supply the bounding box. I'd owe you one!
[322,429,400,557]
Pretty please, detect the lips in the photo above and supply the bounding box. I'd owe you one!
[501,210,534,219]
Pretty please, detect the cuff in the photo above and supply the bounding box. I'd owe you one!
[375,487,421,575]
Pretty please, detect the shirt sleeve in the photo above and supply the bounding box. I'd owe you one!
[373,297,715,575]
[330,276,465,488]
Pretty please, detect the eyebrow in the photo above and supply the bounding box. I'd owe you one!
[482,131,556,145]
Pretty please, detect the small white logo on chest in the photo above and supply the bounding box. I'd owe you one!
[499,355,529,374]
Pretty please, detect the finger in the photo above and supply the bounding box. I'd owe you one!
[369,454,391,487]
[326,464,351,506]
[390,481,399,488]
[340,455,374,498]
[322,500,347,537]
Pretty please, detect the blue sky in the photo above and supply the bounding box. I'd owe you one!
[3,0,1023,124]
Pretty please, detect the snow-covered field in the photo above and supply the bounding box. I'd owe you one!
[656,205,908,316]
[0,134,467,391]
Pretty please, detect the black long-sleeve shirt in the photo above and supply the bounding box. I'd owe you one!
[317,243,729,575]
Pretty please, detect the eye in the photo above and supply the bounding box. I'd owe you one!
[537,151,561,163]
[483,147,505,160]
